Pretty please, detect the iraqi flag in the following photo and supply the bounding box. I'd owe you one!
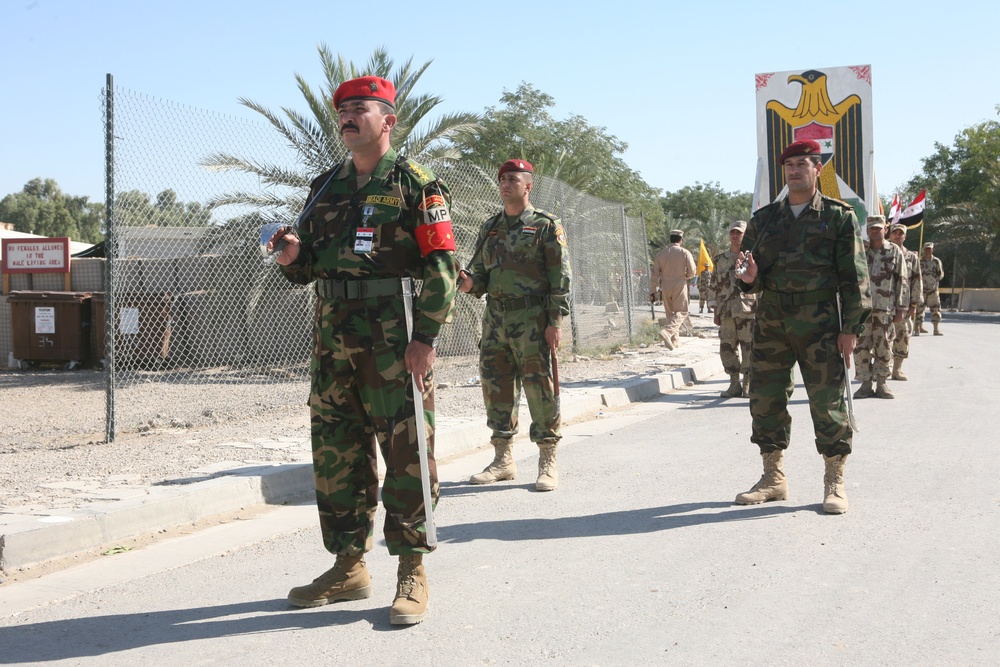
[888,193,901,225]
[900,190,926,228]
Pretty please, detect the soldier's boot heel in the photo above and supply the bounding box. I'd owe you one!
[288,555,372,608]
[735,450,788,504]
[891,357,908,381]
[720,374,742,398]
[875,381,895,399]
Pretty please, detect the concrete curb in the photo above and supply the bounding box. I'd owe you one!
[0,355,726,572]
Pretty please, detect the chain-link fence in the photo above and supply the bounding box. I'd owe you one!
[2,81,651,441]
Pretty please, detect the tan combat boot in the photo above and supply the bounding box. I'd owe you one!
[891,356,908,381]
[933,323,943,336]
[470,442,516,484]
[918,322,929,333]
[720,373,743,398]
[741,374,750,397]
[912,319,921,336]
[658,329,674,349]
[390,554,428,625]
[822,454,849,514]
[536,444,558,491]
[287,555,372,608]
[853,381,874,399]
[875,381,895,399]
[735,450,788,504]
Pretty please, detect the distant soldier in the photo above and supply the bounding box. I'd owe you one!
[650,230,696,349]
[917,241,945,336]
[459,159,571,492]
[710,220,757,398]
[697,267,714,313]
[853,216,908,399]
[888,223,922,380]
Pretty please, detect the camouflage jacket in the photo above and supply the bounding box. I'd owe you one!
[697,269,713,294]
[901,247,923,308]
[710,249,757,317]
[865,242,908,313]
[466,205,571,328]
[279,148,458,338]
[920,256,945,292]
[739,190,871,335]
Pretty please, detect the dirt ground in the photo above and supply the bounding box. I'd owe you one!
[0,318,716,512]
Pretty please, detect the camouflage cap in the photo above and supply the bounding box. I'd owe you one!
[889,223,907,234]
[866,215,886,229]
[729,220,747,232]
[923,241,934,249]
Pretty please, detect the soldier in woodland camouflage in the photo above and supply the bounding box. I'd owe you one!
[917,242,946,335]
[710,220,757,398]
[270,76,458,626]
[733,140,871,515]
[458,159,571,492]
[853,216,908,399]
[888,223,922,380]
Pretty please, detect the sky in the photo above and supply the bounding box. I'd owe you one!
[2,0,998,208]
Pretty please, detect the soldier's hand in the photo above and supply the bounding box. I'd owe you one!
[457,270,474,293]
[545,326,561,350]
[736,251,757,283]
[269,228,301,266]
[838,333,857,368]
[405,340,436,393]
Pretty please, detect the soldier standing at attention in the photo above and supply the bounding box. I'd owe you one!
[458,159,571,492]
[888,222,922,380]
[271,76,458,625]
[710,220,758,398]
[852,216,908,399]
[917,241,946,335]
[650,230,696,349]
[733,139,871,515]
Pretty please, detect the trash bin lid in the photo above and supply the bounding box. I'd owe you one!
[8,290,92,302]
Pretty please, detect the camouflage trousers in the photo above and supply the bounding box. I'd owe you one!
[748,297,852,457]
[854,312,896,382]
[660,282,690,340]
[892,316,911,359]
[480,300,560,445]
[308,297,437,557]
[719,314,754,376]
[916,289,942,325]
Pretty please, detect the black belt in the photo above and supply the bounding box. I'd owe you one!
[487,295,546,311]
[761,288,838,308]
[315,277,410,300]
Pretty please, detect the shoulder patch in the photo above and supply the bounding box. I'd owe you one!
[533,209,559,223]
[396,157,436,188]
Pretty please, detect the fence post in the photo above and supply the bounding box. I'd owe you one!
[561,194,580,353]
[621,204,634,342]
[103,73,117,442]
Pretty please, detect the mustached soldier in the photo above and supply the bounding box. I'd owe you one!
[458,159,571,492]
[270,76,458,625]
[734,139,871,515]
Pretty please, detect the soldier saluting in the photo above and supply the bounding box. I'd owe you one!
[733,139,871,514]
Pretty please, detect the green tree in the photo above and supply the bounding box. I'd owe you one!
[659,182,753,257]
[454,82,664,236]
[905,106,1000,287]
[202,45,481,217]
[0,178,105,243]
[114,189,211,227]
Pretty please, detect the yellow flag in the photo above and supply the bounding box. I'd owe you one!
[697,239,714,275]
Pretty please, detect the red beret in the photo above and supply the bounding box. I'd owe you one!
[779,139,822,164]
[498,159,533,178]
[333,76,396,109]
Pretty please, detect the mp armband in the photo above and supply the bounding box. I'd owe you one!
[411,331,439,349]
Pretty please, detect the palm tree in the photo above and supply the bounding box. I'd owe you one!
[201,45,481,217]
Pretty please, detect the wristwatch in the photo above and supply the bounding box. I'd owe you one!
[411,332,439,349]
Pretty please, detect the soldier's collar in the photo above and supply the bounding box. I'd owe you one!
[340,148,398,182]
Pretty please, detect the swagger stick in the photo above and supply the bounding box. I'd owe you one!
[550,343,560,417]
[836,297,859,433]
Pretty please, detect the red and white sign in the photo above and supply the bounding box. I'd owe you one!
[1,238,70,274]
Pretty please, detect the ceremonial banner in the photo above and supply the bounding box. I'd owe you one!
[754,65,875,219]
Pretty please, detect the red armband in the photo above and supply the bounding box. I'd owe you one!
[416,221,456,256]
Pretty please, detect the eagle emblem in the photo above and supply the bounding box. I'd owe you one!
[765,69,864,203]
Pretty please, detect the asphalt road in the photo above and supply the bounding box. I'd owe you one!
[2,317,998,666]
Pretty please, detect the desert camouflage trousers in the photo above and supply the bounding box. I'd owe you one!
[480,300,560,446]
[892,316,911,359]
[916,289,942,325]
[854,311,896,382]
[719,314,754,376]
[308,297,437,557]
[749,297,852,457]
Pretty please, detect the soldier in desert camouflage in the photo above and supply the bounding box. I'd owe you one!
[917,242,946,336]
[888,222,922,380]
[710,220,757,398]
